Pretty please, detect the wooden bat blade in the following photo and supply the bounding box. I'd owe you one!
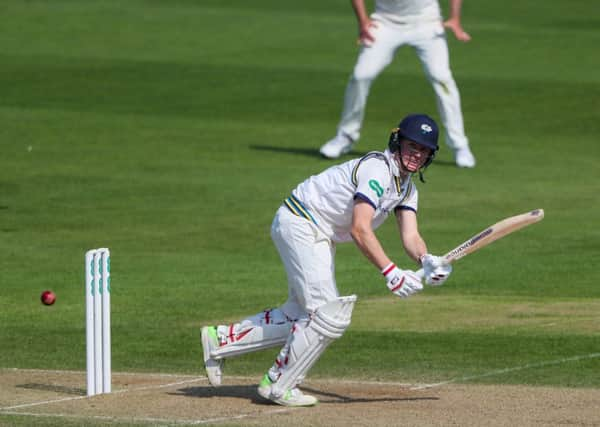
[442,209,544,264]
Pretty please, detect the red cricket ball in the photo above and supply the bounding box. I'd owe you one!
[41,290,56,306]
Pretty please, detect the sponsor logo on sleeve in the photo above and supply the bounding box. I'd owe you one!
[369,179,384,197]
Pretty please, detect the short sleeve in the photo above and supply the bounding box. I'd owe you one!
[352,157,390,210]
[395,183,419,213]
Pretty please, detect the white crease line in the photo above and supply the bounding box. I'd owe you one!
[0,368,415,387]
[536,316,598,328]
[3,356,599,425]
[0,407,295,426]
[1,376,294,426]
[0,378,204,411]
[0,368,412,388]
[186,408,295,426]
[0,410,179,425]
[0,368,414,390]
[0,395,89,411]
[0,370,298,425]
[410,352,600,391]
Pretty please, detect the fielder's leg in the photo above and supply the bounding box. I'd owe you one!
[413,23,475,167]
[321,21,398,158]
[257,295,357,407]
[201,307,294,386]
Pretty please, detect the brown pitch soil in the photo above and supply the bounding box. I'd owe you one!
[1,369,599,426]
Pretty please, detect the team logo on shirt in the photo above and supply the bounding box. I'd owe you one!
[421,124,432,134]
[369,179,384,197]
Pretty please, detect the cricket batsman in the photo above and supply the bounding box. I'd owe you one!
[201,114,453,406]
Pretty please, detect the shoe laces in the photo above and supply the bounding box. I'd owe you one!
[284,388,303,400]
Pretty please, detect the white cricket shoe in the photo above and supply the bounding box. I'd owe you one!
[319,134,354,159]
[201,326,224,386]
[257,374,318,407]
[455,146,476,168]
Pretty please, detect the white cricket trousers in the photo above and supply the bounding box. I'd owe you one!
[271,206,339,321]
[337,19,469,150]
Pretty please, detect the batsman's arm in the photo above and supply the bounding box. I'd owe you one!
[394,208,427,264]
[350,200,392,270]
[352,201,426,298]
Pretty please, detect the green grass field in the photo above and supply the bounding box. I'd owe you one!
[1,0,599,424]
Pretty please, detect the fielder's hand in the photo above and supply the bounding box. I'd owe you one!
[420,254,452,286]
[382,263,423,298]
[443,19,471,42]
[357,20,378,47]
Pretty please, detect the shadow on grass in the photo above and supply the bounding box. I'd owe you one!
[170,385,268,405]
[16,383,86,396]
[172,385,439,405]
[301,385,439,404]
[249,144,368,160]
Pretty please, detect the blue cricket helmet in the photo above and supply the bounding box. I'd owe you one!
[389,113,439,151]
[388,113,439,168]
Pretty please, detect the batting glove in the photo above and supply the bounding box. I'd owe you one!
[420,254,452,286]
[382,263,423,298]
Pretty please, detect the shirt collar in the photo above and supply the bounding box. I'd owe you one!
[383,148,412,180]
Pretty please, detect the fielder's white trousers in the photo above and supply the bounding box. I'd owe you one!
[271,206,339,321]
[337,19,469,150]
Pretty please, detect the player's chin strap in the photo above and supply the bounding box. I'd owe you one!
[398,156,428,183]
[399,151,432,183]
[418,149,436,183]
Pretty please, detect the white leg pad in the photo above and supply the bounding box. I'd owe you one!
[270,295,356,398]
[210,308,293,359]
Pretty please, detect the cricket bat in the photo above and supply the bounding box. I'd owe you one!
[417,209,544,276]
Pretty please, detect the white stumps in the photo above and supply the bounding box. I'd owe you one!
[85,248,111,396]
[85,251,95,395]
[101,250,111,394]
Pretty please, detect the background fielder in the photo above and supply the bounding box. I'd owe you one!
[320,0,476,168]
[201,114,453,407]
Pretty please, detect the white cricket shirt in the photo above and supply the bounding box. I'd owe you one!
[373,0,442,24]
[289,150,418,243]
